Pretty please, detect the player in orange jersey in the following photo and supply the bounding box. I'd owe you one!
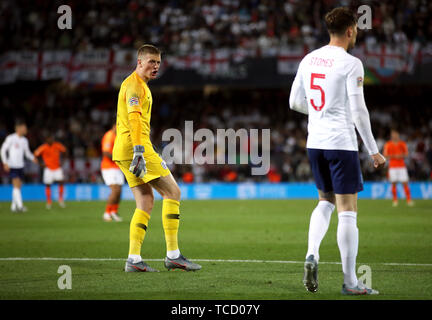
[101,124,124,222]
[34,135,67,209]
[383,129,413,207]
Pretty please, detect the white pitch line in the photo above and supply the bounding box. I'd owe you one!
[0,257,431,267]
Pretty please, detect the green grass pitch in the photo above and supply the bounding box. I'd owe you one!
[0,199,431,300]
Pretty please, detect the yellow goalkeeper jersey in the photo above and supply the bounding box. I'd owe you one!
[113,71,155,161]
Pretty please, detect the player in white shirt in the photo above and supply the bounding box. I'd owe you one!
[289,7,386,295]
[1,120,38,212]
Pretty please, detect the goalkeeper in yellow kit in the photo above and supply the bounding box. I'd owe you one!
[113,44,201,272]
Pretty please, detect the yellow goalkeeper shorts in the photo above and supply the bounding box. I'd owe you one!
[115,153,171,188]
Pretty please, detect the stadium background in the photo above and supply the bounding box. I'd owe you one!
[0,0,431,198]
[1,0,432,305]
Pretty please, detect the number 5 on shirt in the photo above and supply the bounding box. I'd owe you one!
[310,73,326,111]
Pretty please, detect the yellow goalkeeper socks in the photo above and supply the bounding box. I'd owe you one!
[162,199,180,258]
[128,202,180,260]
[128,208,150,257]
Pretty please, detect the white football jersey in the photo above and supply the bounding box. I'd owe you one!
[294,45,365,151]
[0,133,34,169]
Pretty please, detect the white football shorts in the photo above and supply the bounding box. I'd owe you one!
[43,168,65,185]
[388,167,409,183]
[101,168,125,186]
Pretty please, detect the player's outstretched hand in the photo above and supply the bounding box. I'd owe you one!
[129,145,146,178]
[371,153,386,169]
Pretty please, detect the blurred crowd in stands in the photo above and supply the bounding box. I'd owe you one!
[0,0,431,184]
[1,0,431,54]
[1,83,431,184]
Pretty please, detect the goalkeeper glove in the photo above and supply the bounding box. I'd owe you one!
[129,145,146,178]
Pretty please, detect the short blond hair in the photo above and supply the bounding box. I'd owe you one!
[137,44,161,58]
